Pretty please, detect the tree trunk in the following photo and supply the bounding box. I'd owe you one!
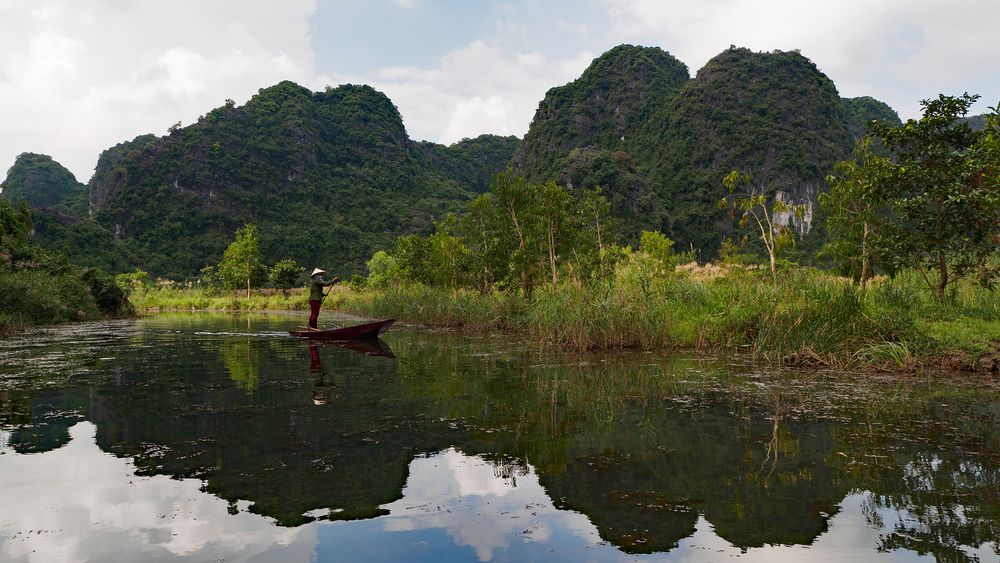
[859,222,870,291]
[766,237,777,289]
[595,212,605,278]
[935,251,948,302]
[548,221,557,285]
[507,203,530,299]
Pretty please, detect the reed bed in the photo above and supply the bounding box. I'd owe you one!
[339,267,999,370]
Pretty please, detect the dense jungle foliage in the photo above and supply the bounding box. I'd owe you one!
[0,198,131,334]
[5,45,908,279]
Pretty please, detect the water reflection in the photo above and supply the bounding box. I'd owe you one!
[309,343,337,405]
[1,314,999,561]
[221,339,262,392]
[0,422,319,563]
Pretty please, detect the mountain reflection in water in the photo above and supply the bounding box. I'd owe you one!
[1,313,999,562]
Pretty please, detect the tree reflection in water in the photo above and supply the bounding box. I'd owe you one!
[1,315,999,560]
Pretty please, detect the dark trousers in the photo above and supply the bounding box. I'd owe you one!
[309,299,322,328]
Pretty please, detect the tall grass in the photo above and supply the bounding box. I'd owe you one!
[336,285,527,331]
[339,266,999,369]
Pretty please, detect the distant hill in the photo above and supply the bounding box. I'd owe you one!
[1,153,87,213]
[13,82,518,278]
[515,46,902,257]
[842,96,902,140]
[961,113,988,131]
[514,45,689,180]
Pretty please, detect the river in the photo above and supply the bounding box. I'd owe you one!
[1,313,999,562]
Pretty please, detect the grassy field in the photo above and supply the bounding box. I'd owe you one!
[130,266,1000,371]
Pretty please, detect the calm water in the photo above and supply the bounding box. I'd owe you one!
[1,313,999,562]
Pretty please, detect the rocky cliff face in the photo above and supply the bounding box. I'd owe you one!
[514,45,689,181]
[87,134,156,217]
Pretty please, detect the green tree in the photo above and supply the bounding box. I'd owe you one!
[820,137,893,289]
[639,230,677,276]
[393,234,433,285]
[268,258,301,297]
[537,181,572,285]
[365,250,401,289]
[218,224,266,298]
[199,265,221,292]
[491,171,539,297]
[460,193,512,293]
[720,170,805,287]
[870,94,1000,300]
[428,215,470,289]
[114,268,151,297]
[579,187,614,279]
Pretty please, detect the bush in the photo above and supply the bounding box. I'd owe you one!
[366,250,402,289]
[80,267,134,317]
[0,269,101,327]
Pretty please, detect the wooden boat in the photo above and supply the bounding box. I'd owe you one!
[289,318,394,340]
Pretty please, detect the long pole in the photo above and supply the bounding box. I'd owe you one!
[319,275,340,305]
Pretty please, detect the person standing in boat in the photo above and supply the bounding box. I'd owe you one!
[308,268,339,329]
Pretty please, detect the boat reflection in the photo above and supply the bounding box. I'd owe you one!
[326,338,395,358]
[308,339,394,405]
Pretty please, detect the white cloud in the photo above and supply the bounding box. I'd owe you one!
[392,0,422,9]
[0,422,319,562]
[0,0,317,182]
[600,0,1000,120]
[379,449,602,561]
[317,41,594,145]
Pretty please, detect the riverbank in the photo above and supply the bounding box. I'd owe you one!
[129,268,1000,373]
[0,266,134,337]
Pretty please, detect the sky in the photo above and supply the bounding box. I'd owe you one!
[1,0,997,182]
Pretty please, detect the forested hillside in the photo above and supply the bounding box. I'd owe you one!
[515,45,902,257]
[94,82,521,277]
